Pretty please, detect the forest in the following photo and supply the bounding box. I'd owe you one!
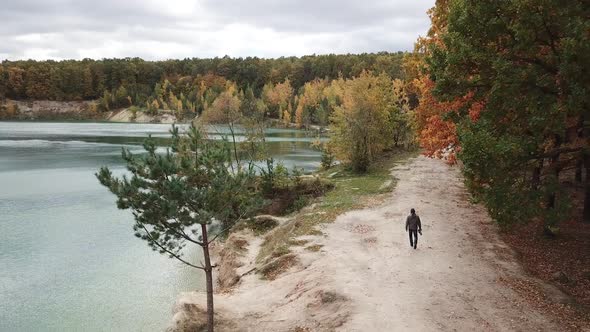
[0,53,407,123]
[411,0,590,310]
[411,0,589,227]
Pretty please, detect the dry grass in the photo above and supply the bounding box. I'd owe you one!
[232,216,280,235]
[288,239,309,246]
[305,244,324,252]
[258,253,299,280]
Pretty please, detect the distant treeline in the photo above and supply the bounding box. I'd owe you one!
[0,53,406,113]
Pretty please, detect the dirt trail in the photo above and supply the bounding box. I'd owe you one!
[173,156,568,331]
[323,156,560,331]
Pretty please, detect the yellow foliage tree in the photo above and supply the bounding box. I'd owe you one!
[294,79,326,128]
[329,71,409,172]
[201,84,241,124]
[262,79,293,118]
[282,106,292,127]
[4,101,18,117]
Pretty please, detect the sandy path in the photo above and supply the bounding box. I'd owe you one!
[174,156,565,331]
[322,156,559,331]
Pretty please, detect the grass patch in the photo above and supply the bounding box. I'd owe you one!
[259,178,334,216]
[318,290,347,304]
[288,239,309,246]
[270,244,291,259]
[256,149,419,263]
[258,253,298,280]
[232,216,280,235]
[305,244,324,252]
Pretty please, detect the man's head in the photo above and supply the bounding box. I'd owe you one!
[410,208,415,215]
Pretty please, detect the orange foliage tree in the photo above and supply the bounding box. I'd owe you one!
[404,0,471,163]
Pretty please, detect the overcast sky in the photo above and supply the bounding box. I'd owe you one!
[1,0,435,61]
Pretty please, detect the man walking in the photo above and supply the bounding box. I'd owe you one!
[405,208,422,249]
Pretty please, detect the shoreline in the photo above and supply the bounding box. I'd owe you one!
[0,99,187,123]
[0,100,328,130]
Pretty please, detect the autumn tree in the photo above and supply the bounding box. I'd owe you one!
[99,90,111,112]
[202,84,241,124]
[282,102,293,127]
[262,79,293,118]
[7,67,25,99]
[201,83,244,167]
[114,85,131,108]
[1,100,19,119]
[237,86,270,161]
[428,0,590,225]
[295,79,326,128]
[402,0,465,163]
[389,79,415,148]
[329,71,412,172]
[82,67,95,99]
[25,64,51,100]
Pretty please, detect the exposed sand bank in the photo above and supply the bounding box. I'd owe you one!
[0,99,187,123]
[106,108,180,123]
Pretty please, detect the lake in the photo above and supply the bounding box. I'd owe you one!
[0,122,322,332]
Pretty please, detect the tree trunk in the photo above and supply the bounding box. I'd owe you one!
[580,115,590,223]
[547,135,562,210]
[576,159,583,183]
[228,122,240,171]
[532,159,543,190]
[584,154,590,223]
[201,224,215,332]
[547,165,559,210]
[576,116,585,183]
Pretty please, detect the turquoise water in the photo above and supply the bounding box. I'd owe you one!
[0,122,322,331]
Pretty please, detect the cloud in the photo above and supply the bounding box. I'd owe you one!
[0,0,434,60]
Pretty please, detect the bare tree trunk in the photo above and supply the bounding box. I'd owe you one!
[581,115,590,223]
[228,121,240,172]
[201,224,215,332]
[547,135,562,210]
[576,159,583,183]
[532,159,543,190]
[544,135,562,236]
[576,116,584,183]
[584,153,590,223]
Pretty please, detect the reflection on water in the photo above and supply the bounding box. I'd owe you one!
[0,121,323,332]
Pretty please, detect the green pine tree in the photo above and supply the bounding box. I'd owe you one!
[96,125,261,332]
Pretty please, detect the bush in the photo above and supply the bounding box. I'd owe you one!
[290,166,303,187]
[260,158,290,195]
[245,216,279,235]
[290,196,309,213]
[321,148,335,169]
[129,105,139,121]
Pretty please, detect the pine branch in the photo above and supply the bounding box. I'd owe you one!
[139,223,205,270]
[207,210,249,245]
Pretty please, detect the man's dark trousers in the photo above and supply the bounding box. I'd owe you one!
[409,229,418,249]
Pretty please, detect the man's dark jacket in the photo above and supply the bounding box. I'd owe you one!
[405,214,422,231]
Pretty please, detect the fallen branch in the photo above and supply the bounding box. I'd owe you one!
[240,267,257,277]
